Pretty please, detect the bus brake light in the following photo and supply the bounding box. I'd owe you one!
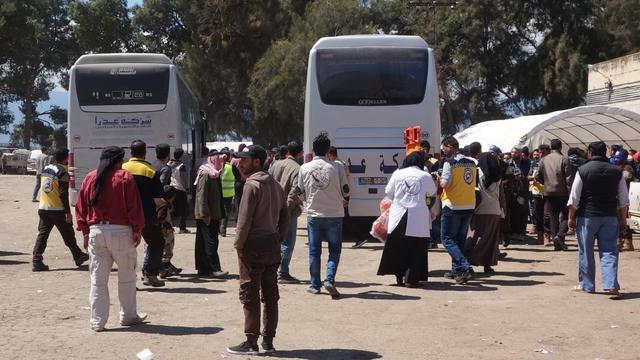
[69,152,76,189]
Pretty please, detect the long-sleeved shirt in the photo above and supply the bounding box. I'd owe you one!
[535,151,571,196]
[193,171,224,220]
[122,157,164,219]
[297,156,349,218]
[39,163,71,213]
[75,168,145,236]
[234,171,289,251]
[269,156,303,216]
[385,166,437,237]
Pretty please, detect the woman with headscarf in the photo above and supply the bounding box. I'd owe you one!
[194,149,228,277]
[464,152,505,274]
[75,146,147,331]
[377,151,437,287]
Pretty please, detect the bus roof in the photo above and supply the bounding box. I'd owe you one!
[74,53,173,65]
[312,35,429,50]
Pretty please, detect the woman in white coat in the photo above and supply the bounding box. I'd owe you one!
[377,151,437,287]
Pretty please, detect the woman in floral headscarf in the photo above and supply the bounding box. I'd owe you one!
[194,150,229,277]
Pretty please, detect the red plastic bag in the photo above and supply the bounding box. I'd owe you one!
[379,196,392,213]
[370,209,389,242]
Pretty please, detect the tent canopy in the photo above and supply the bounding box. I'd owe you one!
[454,105,640,153]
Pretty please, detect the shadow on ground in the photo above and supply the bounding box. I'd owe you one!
[50,265,88,271]
[499,257,550,264]
[109,324,223,336]
[0,250,27,257]
[425,282,498,292]
[335,281,381,288]
[268,348,382,359]
[476,279,545,286]
[0,259,29,265]
[138,287,225,295]
[340,290,420,301]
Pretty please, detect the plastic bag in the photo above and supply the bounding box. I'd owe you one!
[379,196,392,213]
[370,209,389,242]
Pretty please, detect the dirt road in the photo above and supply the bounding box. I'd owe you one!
[1,174,639,359]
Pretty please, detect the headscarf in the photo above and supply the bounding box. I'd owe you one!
[198,153,227,179]
[477,152,502,188]
[91,146,125,206]
[401,151,425,169]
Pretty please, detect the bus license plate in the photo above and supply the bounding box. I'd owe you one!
[358,177,388,185]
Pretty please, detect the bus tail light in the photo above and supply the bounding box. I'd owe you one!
[69,152,76,189]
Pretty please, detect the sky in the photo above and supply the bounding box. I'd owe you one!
[0,0,144,146]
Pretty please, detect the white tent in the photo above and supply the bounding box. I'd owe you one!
[205,141,253,152]
[455,105,640,153]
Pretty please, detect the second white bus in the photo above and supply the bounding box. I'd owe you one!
[304,35,441,219]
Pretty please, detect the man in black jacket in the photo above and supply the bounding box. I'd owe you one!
[153,143,182,278]
[122,140,166,287]
[567,141,629,298]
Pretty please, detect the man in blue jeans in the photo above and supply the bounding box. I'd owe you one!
[269,141,304,283]
[567,141,629,298]
[297,132,350,298]
[439,137,477,284]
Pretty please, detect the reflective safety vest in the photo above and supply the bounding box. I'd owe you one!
[221,162,235,198]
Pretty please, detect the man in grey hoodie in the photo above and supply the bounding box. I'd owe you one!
[227,145,290,356]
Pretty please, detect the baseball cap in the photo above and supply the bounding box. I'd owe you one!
[489,145,502,154]
[234,144,267,164]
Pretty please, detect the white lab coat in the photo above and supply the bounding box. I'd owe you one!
[385,166,437,237]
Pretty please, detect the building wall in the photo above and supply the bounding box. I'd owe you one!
[587,52,640,106]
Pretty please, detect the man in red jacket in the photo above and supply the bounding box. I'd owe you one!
[76,146,147,332]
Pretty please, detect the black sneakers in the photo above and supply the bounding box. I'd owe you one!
[277,274,300,284]
[227,341,259,355]
[443,271,455,279]
[261,338,276,354]
[75,253,90,267]
[455,269,473,284]
[32,261,50,272]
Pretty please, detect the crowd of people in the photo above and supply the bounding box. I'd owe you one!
[27,132,637,355]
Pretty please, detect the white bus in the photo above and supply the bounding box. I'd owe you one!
[67,53,205,205]
[304,35,441,219]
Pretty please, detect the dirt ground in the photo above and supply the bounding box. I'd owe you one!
[1,173,639,360]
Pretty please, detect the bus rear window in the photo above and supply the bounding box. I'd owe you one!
[316,48,428,106]
[75,65,170,106]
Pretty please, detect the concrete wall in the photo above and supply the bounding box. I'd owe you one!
[588,52,640,91]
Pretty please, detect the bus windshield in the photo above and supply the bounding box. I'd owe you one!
[316,48,428,106]
[75,64,170,106]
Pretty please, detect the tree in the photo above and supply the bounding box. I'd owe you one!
[0,0,76,149]
[604,0,640,57]
[248,0,374,144]
[69,0,138,53]
[9,105,67,148]
[0,97,13,135]
[132,0,193,59]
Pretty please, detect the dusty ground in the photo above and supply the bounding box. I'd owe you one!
[1,173,639,360]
